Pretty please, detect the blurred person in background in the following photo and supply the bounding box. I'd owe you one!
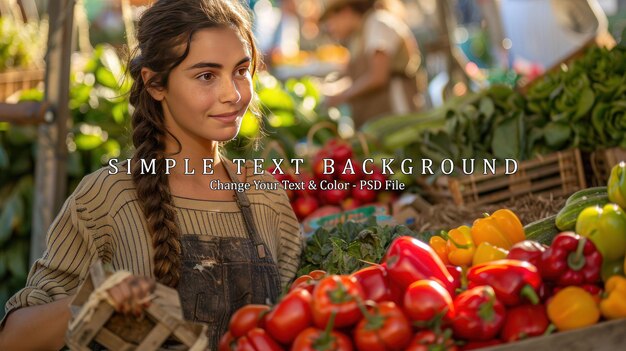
[321,0,425,128]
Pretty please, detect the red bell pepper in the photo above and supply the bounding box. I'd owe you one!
[446,265,463,292]
[507,240,547,272]
[383,236,456,296]
[540,232,603,286]
[233,328,284,351]
[451,286,506,341]
[350,264,401,305]
[467,259,541,306]
[501,304,550,342]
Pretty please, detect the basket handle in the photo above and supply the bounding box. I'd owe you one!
[306,121,338,154]
[261,140,297,175]
[353,132,371,157]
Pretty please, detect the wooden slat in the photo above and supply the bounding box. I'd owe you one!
[423,149,585,206]
[136,323,172,350]
[70,304,115,348]
[94,328,135,351]
[483,319,626,351]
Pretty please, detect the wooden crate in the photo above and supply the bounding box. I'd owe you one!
[66,261,208,351]
[0,68,44,102]
[483,318,626,351]
[421,149,586,206]
[589,147,626,186]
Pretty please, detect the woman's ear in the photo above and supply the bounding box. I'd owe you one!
[141,67,166,101]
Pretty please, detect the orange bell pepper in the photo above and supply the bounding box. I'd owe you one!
[471,209,525,250]
[600,275,626,320]
[446,225,475,266]
[547,286,600,331]
[429,235,450,265]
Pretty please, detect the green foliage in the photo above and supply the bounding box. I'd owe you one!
[0,17,46,71]
[0,44,132,318]
[297,217,417,275]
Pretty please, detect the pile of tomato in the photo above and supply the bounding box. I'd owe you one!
[270,138,390,221]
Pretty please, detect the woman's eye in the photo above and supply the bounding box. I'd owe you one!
[236,67,250,76]
[198,73,215,81]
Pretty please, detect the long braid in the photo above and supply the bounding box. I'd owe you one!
[129,59,182,287]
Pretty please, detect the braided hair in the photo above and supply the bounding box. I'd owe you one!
[127,0,260,287]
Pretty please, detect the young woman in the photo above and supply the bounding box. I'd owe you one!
[321,0,425,128]
[0,0,302,349]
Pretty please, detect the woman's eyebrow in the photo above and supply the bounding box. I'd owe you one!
[185,57,251,70]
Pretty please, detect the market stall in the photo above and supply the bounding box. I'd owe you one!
[1,0,626,350]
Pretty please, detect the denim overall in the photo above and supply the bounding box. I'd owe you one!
[176,160,282,350]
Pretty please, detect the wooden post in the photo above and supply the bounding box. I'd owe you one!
[30,0,75,263]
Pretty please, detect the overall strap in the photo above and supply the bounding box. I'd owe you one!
[220,157,268,259]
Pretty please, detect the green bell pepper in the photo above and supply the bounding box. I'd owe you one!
[608,162,626,209]
[576,204,626,262]
[602,259,625,282]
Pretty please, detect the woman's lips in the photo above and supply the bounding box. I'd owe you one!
[210,110,241,123]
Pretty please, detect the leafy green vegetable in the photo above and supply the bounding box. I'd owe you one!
[297,217,418,275]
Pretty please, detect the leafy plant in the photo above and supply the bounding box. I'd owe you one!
[0,44,132,317]
[297,217,418,275]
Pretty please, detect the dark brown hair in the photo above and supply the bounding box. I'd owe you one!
[127,0,259,287]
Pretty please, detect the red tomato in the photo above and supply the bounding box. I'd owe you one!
[404,280,454,324]
[218,331,234,351]
[228,304,270,338]
[309,270,327,280]
[312,275,365,329]
[245,328,284,351]
[290,274,314,292]
[405,330,458,351]
[233,337,255,351]
[291,327,353,351]
[354,302,412,351]
[265,289,313,344]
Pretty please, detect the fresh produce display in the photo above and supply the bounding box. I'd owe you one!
[219,160,626,350]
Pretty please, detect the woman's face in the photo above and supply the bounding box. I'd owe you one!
[158,26,253,146]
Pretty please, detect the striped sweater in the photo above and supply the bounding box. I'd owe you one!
[4,160,303,321]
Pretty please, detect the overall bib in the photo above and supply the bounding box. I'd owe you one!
[176,160,282,350]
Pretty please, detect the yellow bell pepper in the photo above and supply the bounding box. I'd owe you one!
[600,275,626,319]
[446,225,475,266]
[429,235,450,265]
[547,286,600,331]
[472,241,508,266]
[471,209,525,250]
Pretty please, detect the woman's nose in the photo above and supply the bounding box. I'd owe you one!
[219,77,242,104]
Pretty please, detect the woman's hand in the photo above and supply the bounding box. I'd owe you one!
[106,275,156,317]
